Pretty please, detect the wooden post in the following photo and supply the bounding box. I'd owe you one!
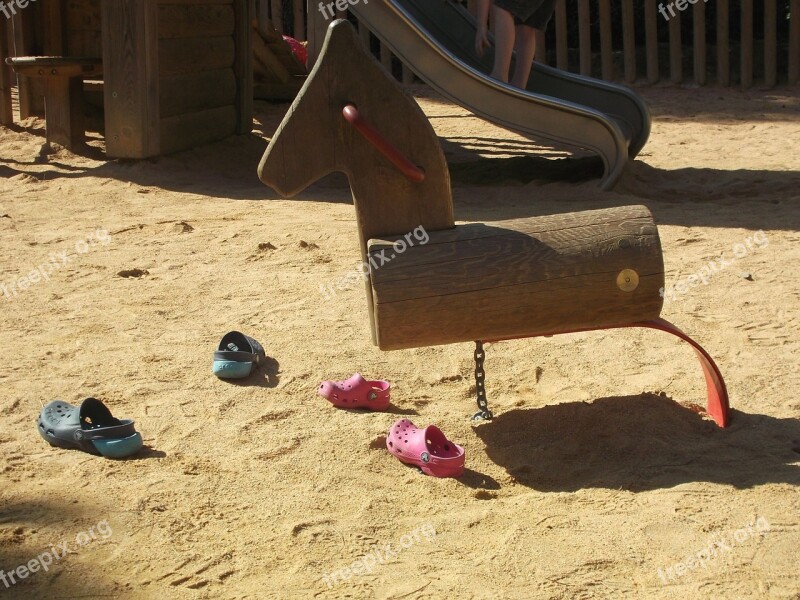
[11,9,36,118]
[102,0,160,158]
[740,0,753,87]
[693,0,706,86]
[380,40,392,74]
[358,18,370,50]
[0,20,12,125]
[717,0,729,86]
[306,0,328,67]
[578,0,590,76]
[258,0,270,31]
[401,64,414,85]
[555,0,568,71]
[270,0,283,33]
[293,0,305,39]
[764,0,776,87]
[535,29,546,64]
[789,0,799,85]
[668,8,681,84]
[599,0,613,80]
[621,0,635,83]
[44,76,84,149]
[235,0,254,134]
[644,0,658,83]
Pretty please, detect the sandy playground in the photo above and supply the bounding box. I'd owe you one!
[0,85,799,599]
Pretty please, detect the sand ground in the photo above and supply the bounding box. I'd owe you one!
[0,85,799,599]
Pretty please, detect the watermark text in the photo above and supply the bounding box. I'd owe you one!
[657,517,770,584]
[660,230,768,304]
[322,523,436,588]
[0,520,112,589]
[320,225,429,300]
[1,228,111,303]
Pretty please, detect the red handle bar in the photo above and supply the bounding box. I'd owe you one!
[342,104,426,184]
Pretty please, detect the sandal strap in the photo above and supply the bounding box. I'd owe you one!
[79,420,137,441]
[397,448,461,466]
[367,386,390,401]
[422,452,463,468]
[214,350,258,363]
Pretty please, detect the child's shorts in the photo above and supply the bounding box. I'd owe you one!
[493,0,558,30]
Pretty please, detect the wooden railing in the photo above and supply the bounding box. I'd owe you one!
[262,0,800,87]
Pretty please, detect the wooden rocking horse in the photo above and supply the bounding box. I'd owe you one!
[258,21,730,427]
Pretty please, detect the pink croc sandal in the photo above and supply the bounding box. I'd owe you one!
[386,419,465,478]
[317,373,391,411]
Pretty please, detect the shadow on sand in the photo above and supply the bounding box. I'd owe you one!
[0,499,122,599]
[471,394,800,492]
[2,105,797,231]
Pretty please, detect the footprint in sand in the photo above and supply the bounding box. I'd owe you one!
[10,173,39,184]
[162,553,235,590]
[242,409,295,430]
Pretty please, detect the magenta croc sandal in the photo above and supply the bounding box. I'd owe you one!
[386,419,465,478]
[317,373,391,411]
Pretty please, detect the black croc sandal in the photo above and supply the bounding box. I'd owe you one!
[212,331,266,379]
[37,398,143,459]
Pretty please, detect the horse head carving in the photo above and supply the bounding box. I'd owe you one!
[258,19,455,257]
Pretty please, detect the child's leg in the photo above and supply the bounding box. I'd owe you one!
[510,24,538,88]
[512,0,556,87]
[491,6,516,83]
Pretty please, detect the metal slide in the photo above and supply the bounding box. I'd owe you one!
[347,0,651,190]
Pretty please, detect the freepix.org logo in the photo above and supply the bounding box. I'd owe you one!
[0,520,113,590]
[0,0,38,20]
[317,0,367,21]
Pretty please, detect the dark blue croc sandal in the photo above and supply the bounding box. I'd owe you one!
[213,331,266,379]
[37,398,143,459]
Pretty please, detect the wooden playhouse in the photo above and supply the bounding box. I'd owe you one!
[1,0,253,158]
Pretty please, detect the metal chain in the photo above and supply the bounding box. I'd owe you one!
[472,341,493,420]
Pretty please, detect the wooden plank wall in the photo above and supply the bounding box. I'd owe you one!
[269,0,799,87]
[102,0,250,157]
[158,0,243,154]
[2,0,250,154]
[65,0,102,56]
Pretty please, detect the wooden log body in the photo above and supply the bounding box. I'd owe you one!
[368,205,664,350]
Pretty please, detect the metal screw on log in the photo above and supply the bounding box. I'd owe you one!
[342,104,426,184]
[473,341,493,421]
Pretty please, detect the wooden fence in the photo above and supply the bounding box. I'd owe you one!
[263,0,800,86]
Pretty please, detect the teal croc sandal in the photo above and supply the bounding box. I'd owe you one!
[37,398,143,459]
[213,331,266,379]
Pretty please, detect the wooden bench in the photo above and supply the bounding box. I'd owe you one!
[5,56,102,150]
